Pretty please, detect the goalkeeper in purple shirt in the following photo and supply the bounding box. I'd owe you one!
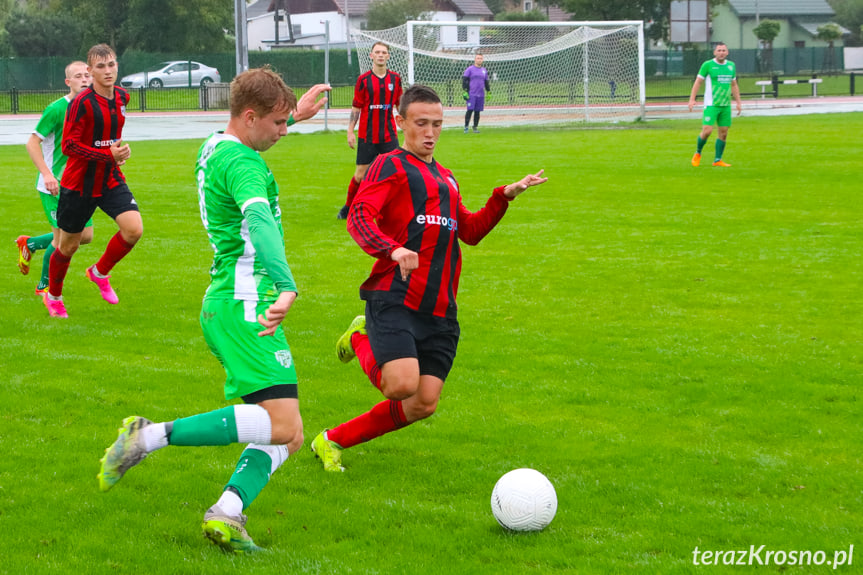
[462,54,490,133]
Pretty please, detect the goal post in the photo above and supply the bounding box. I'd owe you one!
[352,20,645,126]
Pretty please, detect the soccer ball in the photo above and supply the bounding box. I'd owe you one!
[491,468,557,531]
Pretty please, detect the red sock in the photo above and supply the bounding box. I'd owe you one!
[48,249,72,297]
[345,177,361,208]
[352,332,381,390]
[96,232,135,275]
[327,400,408,449]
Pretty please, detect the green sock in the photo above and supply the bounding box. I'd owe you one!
[28,233,54,252]
[696,136,708,154]
[715,139,726,162]
[169,406,238,446]
[38,243,55,290]
[225,447,276,509]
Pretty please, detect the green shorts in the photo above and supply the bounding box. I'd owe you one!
[200,298,298,401]
[702,106,732,128]
[40,192,93,229]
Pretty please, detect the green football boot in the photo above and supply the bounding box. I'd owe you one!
[202,505,262,554]
[336,315,366,363]
[98,416,152,492]
[311,431,345,472]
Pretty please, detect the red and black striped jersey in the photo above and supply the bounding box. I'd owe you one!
[347,148,512,319]
[61,86,129,197]
[352,70,401,144]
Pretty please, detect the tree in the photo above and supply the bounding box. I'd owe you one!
[816,23,843,70]
[557,0,669,22]
[828,0,863,47]
[4,6,83,57]
[366,0,434,31]
[495,9,549,21]
[123,0,233,52]
[63,0,131,55]
[753,18,781,72]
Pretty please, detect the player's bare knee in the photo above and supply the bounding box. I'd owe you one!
[271,419,303,451]
[121,227,143,245]
[414,400,438,420]
[58,242,80,258]
[381,377,419,401]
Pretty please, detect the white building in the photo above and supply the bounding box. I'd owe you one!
[245,0,493,51]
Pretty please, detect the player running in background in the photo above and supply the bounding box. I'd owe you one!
[462,53,490,133]
[688,42,742,167]
[17,61,94,296]
[97,69,330,554]
[44,44,138,318]
[311,85,547,472]
[336,41,402,220]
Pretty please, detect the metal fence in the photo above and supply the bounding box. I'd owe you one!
[0,50,361,91]
[1,46,857,114]
[0,83,357,114]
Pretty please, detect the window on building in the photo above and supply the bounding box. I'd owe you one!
[795,41,806,48]
[458,26,467,42]
[524,0,532,10]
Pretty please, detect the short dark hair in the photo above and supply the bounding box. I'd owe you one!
[398,84,440,117]
[714,42,727,48]
[230,66,297,118]
[87,44,115,66]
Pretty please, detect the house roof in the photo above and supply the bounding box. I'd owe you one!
[544,6,573,22]
[447,0,493,17]
[330,0,373,16]
[250,0,492,18]
[795,21,852,36]
[727,0,835,17]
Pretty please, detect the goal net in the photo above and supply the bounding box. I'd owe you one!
[352,20,645,126]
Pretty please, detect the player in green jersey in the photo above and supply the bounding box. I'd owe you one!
[688,43,743,167]
[17,61,94,295]
[96,70,330,553]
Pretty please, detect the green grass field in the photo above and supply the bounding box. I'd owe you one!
[1,114,861,574]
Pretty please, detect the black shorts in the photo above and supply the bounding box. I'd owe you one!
[365,298,460,381]
[357,139,399,166]
[57,184,139,234]
[242,384,298,403]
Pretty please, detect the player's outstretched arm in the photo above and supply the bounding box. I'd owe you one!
[502,169,547,199]
[293,84,331,123]
[258,291,298,336]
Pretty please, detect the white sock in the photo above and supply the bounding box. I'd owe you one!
[216,489,244,517]
[233,404,272,444]
[90,265,108,278]
[140,422,169,452]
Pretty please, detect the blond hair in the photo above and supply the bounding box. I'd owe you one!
[86,44,115,66]
[230,66,297,118]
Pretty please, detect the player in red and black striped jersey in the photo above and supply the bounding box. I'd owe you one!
[44,44,143,319]
[336,42,403,220]
[311,85,547,472]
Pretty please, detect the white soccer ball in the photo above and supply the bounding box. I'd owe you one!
[491,468,557,531]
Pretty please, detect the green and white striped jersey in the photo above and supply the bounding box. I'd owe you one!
[195,132,294,302]
[33,95,71,194]
[697,59,736,107]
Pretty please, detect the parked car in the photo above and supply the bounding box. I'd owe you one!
[120,61,221,89]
